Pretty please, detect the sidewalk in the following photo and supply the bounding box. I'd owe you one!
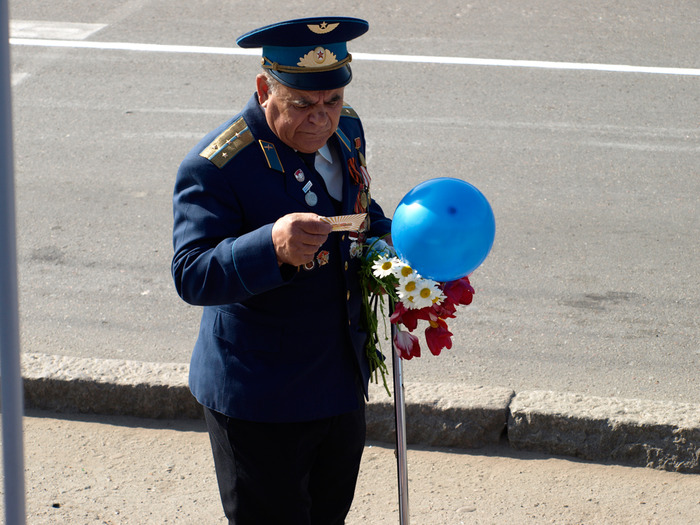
[7,410,700,524]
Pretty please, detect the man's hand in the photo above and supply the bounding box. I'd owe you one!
[271,213,332,266]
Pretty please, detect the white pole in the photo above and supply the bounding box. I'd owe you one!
[391,320,410,524]
[0,1,27,523]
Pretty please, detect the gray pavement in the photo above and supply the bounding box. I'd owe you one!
[10,409,700,524]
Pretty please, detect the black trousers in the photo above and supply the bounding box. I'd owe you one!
[203,404,366,525]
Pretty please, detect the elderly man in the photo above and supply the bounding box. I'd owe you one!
[171,16,391,524]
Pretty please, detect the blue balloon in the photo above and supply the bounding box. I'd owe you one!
[391,178,495,282]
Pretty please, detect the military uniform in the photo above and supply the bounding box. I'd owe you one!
[172,93,390,422]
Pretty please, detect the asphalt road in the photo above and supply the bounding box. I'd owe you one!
[8,2,700,404]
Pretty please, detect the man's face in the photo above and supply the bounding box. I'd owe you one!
[256,75,345,153]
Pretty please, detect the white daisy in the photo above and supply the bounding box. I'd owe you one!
[393,262,416,280]
[372,256,400,278]
[398,275,443,309]
[412,279,444,309]
[397,276,421,308]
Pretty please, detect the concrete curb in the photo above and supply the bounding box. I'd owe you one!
[508,390,700,473]
[21,353,700,474]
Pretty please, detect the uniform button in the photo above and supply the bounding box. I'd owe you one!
[344,261,349,271]
[341,235,346,241]
[346,290,351,300]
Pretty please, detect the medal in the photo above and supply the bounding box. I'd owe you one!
[302,180,317,207]
[294,169,305,182]
[317,251,330,266]
[360,190,368,210]
[305,191,318,207]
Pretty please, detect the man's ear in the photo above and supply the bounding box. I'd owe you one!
[256,74,270,105]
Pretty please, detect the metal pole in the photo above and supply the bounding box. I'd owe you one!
[0,1,27,523]
[391,319,410,524]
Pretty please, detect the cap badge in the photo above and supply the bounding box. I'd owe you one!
[298,47,338,68]
[307,22,339,34]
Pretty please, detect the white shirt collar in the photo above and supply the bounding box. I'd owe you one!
[317,143,333,165]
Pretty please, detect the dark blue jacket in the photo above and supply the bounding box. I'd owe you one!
[172,94,391,422]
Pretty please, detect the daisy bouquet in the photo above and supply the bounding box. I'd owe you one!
[360,237,475,390]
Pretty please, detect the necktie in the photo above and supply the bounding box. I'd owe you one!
[298,151,316,169]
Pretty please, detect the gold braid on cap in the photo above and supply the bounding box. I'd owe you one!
[261,54,352,73]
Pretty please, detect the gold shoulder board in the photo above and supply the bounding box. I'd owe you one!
[341,104,359,119]
[199,118,254,169]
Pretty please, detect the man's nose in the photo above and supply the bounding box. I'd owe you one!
[308,106,329,126]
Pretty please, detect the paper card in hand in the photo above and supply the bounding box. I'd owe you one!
[319,213,367,232]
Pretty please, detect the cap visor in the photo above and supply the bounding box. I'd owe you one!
[270,65,353,91]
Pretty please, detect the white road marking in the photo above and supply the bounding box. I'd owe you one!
[120,131,207,140]
[365,117,699,140]
[9,37,700,77]
[352,52,700,77]
[10,37,260,56]
[9,22,107,90]
[10,20,107,40]
[11,72,30,87]
[582,141,700,153]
